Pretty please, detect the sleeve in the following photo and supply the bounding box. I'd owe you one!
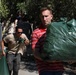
[31,31,40,50]
[3,35,9,43]
[22,34,29,41]
[3,35,11,47]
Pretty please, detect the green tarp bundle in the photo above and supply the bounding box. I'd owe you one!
[43,18,76,61]
[0,55,9,75]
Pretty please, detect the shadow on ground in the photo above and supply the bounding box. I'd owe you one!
[20,45,38,73]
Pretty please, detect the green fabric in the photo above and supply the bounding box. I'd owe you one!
[19,37,25,43]
[0,54,9,75]
[43,18,76,61]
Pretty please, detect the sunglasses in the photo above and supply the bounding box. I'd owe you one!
[17,32,23,34]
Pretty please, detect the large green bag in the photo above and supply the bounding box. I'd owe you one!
[43,19,76,61]
[0,54,9,75]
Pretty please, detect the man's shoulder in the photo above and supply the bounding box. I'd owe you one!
[5,33,14,38]
[21,33,26,36]
[21,33,27,38]
[3,34,14,41]
[33,28,40,33]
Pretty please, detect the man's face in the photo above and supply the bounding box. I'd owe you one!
[16,28,23,37]
[40,10,53,27]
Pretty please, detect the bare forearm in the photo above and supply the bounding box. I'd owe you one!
[33,49,42,61]
[1,41,4,51]
[24,40,30,45]
[2,41,6,56]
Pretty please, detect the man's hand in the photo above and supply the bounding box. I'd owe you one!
[33,48,43,61]
[2,50,6,56]
[24,40,30,45]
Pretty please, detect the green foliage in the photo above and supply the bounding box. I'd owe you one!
[0,0,9,18]
[1,0,76,21]
[53,0,76,20]
[16,2,26,14]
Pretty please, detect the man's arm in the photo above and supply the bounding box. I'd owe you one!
[24,39,30,45]
[32,48,43,61]
[2,40,6,56]
[21,34,30,45]
[31,32,43,60]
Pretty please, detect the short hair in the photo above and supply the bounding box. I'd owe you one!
[40,7,53,15]
[15,26,23,32]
